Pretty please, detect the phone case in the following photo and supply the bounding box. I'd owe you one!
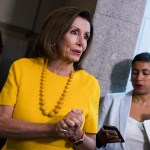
[103,125,125,142]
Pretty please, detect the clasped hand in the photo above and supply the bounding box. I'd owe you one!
[56,108,83,141]
[97,127,121,145]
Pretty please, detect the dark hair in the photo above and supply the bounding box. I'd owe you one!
[31,7,93,70]
[132,52,150,66]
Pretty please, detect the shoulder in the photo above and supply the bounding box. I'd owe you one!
[106,92,126,100]
[12,58,43,67]
[11,58,44,72]
[75,69,100,97]
[76,70,100,92]
[107,91,133,101]
[76,69,99,85]
[102,92,126,104]
[9,58,44,75]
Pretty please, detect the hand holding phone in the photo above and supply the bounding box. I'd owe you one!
[103,125,125,143]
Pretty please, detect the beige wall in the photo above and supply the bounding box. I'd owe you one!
[84,0,147,97]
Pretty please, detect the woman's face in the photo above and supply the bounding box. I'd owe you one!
[131,61,150,95]
[58,16,90,63]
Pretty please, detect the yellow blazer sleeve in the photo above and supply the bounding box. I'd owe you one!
[83,79,100,133]
[0,62,20,106]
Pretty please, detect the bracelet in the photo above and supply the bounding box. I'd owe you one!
[72,130,85,146]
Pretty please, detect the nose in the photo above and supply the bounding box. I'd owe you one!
[136,72,143,81]
[76,36,85,48]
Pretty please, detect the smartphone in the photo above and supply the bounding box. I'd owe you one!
[103,125,125,142]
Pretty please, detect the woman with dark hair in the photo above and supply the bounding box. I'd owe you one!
[31,7,93,70]
[0,7,100,150]
[96,52,150,150]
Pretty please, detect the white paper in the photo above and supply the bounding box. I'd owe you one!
[143,120,150,143]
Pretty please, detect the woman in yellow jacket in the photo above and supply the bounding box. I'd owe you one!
[0,7,100,150]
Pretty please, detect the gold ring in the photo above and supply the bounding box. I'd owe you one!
[62,129,67,132]
[58,129,67,136]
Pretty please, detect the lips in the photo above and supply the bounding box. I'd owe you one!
[71,49,82,55]
[135,84,143,89]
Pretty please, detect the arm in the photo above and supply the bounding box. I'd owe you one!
[76,133,96,150]
[96,94,122,148]
[0,105,59,139]
[98,96,110,128]
[96,95,111,148]
[0,61,66,139]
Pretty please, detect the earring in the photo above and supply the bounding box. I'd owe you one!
[51,44,55,47]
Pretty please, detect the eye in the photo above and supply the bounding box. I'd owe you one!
[84,34,90,40]
[71,29,79,35]
[143,71,150,75]
[132,70,138,75]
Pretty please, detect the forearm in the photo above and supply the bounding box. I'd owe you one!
[0,117,57,139]
[75,134,96,150]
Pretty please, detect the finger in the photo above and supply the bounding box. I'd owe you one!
[107,134,121,141]
[107,130,118,135]
[66,111,79,117]
[71,108,83,115]
[64,117,76,127]
[63,114,81,127]
[65,111,83,127]
[59,119,69,129]
[66,115,82,127]
[107,139,122,143]
[66,112,83,122]
[70,116,82,127]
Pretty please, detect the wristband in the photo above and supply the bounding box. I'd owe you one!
[73,130,85,146]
